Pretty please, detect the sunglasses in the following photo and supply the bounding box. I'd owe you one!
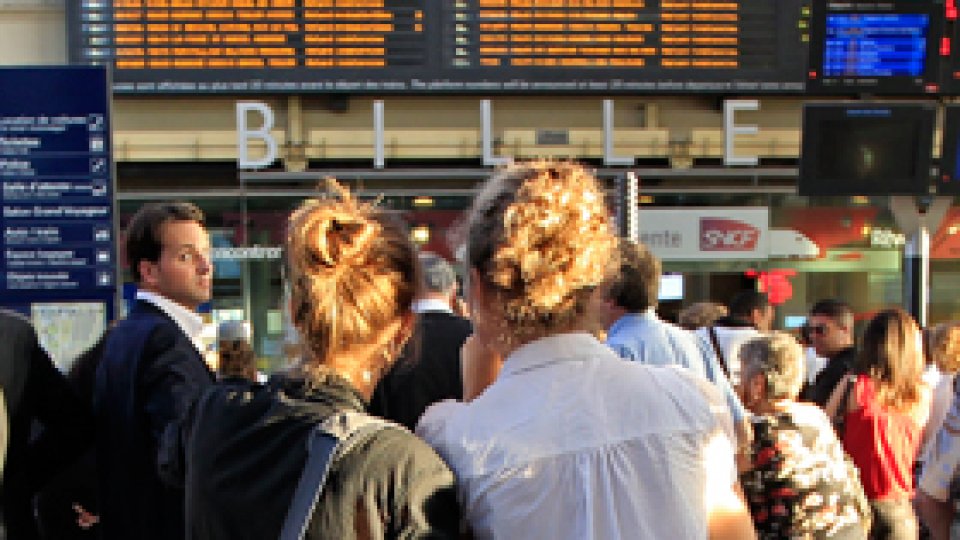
[805,324,828,336]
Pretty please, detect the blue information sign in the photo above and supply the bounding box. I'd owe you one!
[806,0,941,95]
[824,14,929,78]
[0,66,115,324]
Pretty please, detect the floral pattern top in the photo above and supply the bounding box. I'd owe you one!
[740,402,869,539]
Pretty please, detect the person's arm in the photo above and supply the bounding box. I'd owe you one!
[461,335,502,402]
[140,324,211,448]
[918,385,960,537]
[23,328,93,492]
[703,431,757,540]
[356,429,464,539]
[692,376,757,539]
[156,397,196,489]
[913,381,934,429]
[916,489,953,540]
[396,443,464,538]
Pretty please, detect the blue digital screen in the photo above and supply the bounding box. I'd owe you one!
[807,1,940,95]
[823,14,929,78]
[0,66,115,320]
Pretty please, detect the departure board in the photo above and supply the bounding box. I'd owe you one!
[68,0,811,94]
[806,0,944,94]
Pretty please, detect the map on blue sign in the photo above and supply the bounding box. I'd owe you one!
[0,66,114,368]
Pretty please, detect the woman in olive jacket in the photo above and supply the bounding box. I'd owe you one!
[160,183,461,539]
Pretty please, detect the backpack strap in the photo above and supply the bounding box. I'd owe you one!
[832,377,856,439]
[707,326,730,378]
[278,411,397,540]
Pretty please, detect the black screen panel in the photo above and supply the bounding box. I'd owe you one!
[799,102,935,195]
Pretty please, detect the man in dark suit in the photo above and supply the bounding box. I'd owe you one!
[94,202,215,540]
[800,298,857,407]
[0,308,91,540]
[369,252,472,431]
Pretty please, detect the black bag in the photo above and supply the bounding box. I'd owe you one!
[279,411,396,540]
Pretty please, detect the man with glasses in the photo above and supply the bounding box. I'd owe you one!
[799,299,856,407]
[94,202,215,540]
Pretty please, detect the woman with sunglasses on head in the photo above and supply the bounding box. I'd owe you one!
[160,182,461,539]
[825,308,932,540]
[417,160,756,540]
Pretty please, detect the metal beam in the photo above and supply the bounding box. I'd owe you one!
[239,167,799,182]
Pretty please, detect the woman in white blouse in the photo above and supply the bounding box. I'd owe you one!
[416,160,756,540]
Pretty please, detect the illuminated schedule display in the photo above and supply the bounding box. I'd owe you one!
[807,0,944,94]
[69,0,810,93]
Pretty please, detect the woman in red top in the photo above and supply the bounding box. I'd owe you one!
[825,308,932,540]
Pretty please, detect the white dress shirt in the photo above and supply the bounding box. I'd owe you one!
[411,298,453,315]
[417,332,736,540]
[136,290,206,354]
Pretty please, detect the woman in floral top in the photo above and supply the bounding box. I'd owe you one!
[738,332,870,539]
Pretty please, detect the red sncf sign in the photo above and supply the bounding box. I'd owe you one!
[700,218,760,251]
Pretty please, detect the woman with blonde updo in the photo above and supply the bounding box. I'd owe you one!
[160,182,460,539]
[417,161,756,540]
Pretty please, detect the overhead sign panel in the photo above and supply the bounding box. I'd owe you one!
[68,0,811,94]
[639,207,769,261]
[0,66,115,335]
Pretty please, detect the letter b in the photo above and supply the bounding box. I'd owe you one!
[237,101,277,169]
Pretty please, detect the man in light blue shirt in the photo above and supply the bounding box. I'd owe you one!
[605,308,707,378]
[596,241,748,430]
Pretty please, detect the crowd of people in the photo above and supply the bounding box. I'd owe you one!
[2,159,960,539]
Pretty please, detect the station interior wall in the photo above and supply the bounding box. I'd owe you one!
[6,1,960,361]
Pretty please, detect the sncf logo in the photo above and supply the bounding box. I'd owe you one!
[700,218,760,251]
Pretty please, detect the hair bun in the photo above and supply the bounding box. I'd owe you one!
[309,212,378,270]
[288,180,381,279]
[489,161,616,315]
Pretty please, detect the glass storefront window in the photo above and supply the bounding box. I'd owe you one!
[118,189,960,373]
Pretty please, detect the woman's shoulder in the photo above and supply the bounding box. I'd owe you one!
[340,417,458,496]
[783,400,834,429]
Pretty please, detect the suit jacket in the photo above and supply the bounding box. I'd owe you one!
[369,310,472,431]
[801,346,857,407]
[0,308,91,540]
[94,300,214,540]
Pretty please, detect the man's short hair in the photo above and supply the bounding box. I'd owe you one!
[125,201,204,282]
[728,290,769,319]
[809,298,854,329]
[607,240,660,313]
[419,252,457,294]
